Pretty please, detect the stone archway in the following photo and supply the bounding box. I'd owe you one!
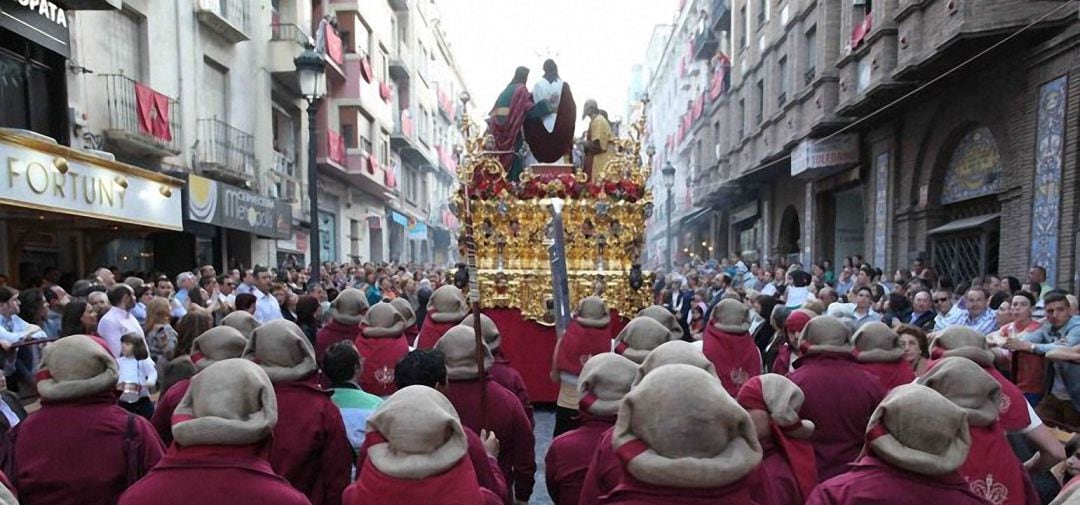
[777,205,801,260]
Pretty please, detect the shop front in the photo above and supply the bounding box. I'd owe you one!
[183,174,290,274]
[791,134,863,268]
[0,130,184,285]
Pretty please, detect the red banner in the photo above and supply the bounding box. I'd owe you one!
[328,129,345,165]
[379,81,392,102]
[851,12,873,49]
[134,82,172,141]
[385,163,397,188]
[326,28,344,65]
[400,110,413,138]
[359,56,373,83]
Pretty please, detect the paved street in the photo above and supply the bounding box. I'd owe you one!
[531,407,556,505]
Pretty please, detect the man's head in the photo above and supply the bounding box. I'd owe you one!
[242,269,255,285]
[176,272,196,292]
[394,349,448,391]
[87,290,110,314]
[934,290,954,315]
[965,288,989,317]
[46,285,70,311]
[1046,292,1073,328]
[107,284,135,311]
[235,293,257,314]
[912,289,933,315]
[199,264,216,278]
[818,287,838,306]
[542,59,558,80]
[154,276,173,298]
[1029,266,1048,285]
[854,286,874,310]
[583,99,599,119]
[0,288,19,317]
[323,340,361,386]
[856,265,873,287]
[253,266,273,293]
[218,274,235,295]
[95,267,115,288]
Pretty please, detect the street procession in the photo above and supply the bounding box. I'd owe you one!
[5,0,1080,503]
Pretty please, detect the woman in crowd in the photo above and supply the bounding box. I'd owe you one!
[295,295,323,347]
[143,297,177,369]
[60,300,97,337]
[897,324,930,376]
[752,295,780,356]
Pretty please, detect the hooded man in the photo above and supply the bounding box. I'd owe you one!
[342,386,502,505]
[119,359,309,505]
[552,296,613,436]
[772,308,814,375]
[461,313,534,425]
[435,326,536,503]
[600,365,764,504]
[222,310,261,340]
[546,353,637,505]
[244,320,352,505]
[737,374,818,505]
[390,297,420,344]
[787,315,887,481]
[917,357,1039,505]
[612,317,676,364]
[931,326,1031,432]
[805,384,985,505]
[355,302,410,396]
[416,285,470,349]
[701,298,763,396]
[315,287,368,366]
[636,305,685,342]
[851,322,916,390]
[151,326,248,445]
[1,335,165,505]
[579,341,720,505]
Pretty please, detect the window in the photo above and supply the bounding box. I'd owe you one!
[202,60,228,121]
[350,219,362,259]
[737,99,746,138]
[755,79,764,124]
[418,106,430,146]
[341,124,356,149]
[379,132,390,166]
[111,10,143,80]
[420,173,429,209]
[378,46,389,82]
[757,0,767,28]
[777,56,788,106]
[737,5,747,49]
[340,30,353,53]
[804,26,817,84]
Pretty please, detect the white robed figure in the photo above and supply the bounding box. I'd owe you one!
[532,59,563,132]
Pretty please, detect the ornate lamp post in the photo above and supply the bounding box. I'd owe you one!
[295,46,326,285]
[662,162,676,271]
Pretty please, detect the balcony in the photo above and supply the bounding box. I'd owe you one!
[390,45,411,81]
[693,31,719,60]
[196,0,250,44]
[196,118,256,185]
[391,108,416,150]
[270,24,313,93]
[101,74,182,157]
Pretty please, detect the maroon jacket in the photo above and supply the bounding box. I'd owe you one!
[2,391,165,505]
[151,377,190,446]
[856,360,916,391]
[578,427,621,505]
[416,316,463,349]
[445,378,536,502]
[546,415,614,505]
[805,456,987,505]
[269,377,353,505]
[118,444,311,505]
[315,320,362,366]
[353,335,410,396]
[490,355,534,427]
[357,424,509,503]
[787,353,886,482]
[599,475,759,505]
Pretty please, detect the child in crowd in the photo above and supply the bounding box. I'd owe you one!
[117,332,157,419]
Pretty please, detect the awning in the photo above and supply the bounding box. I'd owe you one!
[680,207,713,227]
[927,214,1000,235]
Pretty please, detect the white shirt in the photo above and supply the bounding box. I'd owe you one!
[0,400,19,429]
[97,306,144,358]
[531,77,563,132]
[117,356,157,399]
[253,287,283,324]
[0,314,45,344]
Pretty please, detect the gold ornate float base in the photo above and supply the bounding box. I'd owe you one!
[477,269,653,323]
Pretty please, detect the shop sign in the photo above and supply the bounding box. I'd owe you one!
[791,134,860,176]
[187,174,286,238]
[1,136,183,230]
[1,0,70,57]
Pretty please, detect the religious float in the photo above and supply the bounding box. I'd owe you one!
[451,92,655,402]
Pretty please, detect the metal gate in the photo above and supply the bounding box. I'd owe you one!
[931,226,999,284]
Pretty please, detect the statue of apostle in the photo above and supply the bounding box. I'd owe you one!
[486,67,535,182]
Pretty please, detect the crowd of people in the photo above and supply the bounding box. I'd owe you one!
[0,253,1077,504]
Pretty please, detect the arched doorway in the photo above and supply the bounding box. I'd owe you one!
[929,126,1003,284]
[777,205,801,264]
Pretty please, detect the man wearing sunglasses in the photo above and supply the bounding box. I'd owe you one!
[932,289,963,332]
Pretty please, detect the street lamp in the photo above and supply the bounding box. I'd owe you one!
[662,162,676,271]
[295,46,326,286]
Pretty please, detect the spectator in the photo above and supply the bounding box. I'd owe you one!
[903,289,936,332]
[932,288,962,332]
[1009,293,1080,430]
[116,332,156,419]
[97,284,144,358]
[1030,265,1052,298]
[851,286,882,329]
[251,266,283,324]
[143,297,177,369]
[950,288,998,336]
[897,324,930,376]
[173,272,196,312]
[43,285,68,338]
[87,289,110,315]
[0,374,26,438]
[60,300,97,337]
[161,311,213,394]
[324,340,383,455]
[235,292,257,314]
[294,295,322,348]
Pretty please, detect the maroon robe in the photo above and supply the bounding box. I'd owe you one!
[985,367,1030,432]
[958,423,1040,505]
[546,415,615,505]
[345,438,496,505]
[444,378,537,501]
[759,437,808,505]
[269,377,353,505]
[357,422,508,502]
[353,335,410,396]
[856,360,916,391]
[404,324,419,346]
[490,352,535,426]
[118,444,311,505]
[805,456,987,505]
[556,320,612,377]
[486,83,534,172]
[416,315,464,349]
[599,475,759,505]
[151,377,190,446]
[702,325,763,396]
[2,391,165,505]
[578,427,622,505]
[787,353,887,482]
[772,344,794,375]
[523,82,577,162]
[316,320,362,366]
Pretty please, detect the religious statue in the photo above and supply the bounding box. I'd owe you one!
[486,61,577,181]
[582,99,614,181]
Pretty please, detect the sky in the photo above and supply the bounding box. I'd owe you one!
[438,0,679,126]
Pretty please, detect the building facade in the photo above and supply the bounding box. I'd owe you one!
[645,0,1080,291]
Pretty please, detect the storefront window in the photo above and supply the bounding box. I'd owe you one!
[0,30,67,143]
[319,211,338,262]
